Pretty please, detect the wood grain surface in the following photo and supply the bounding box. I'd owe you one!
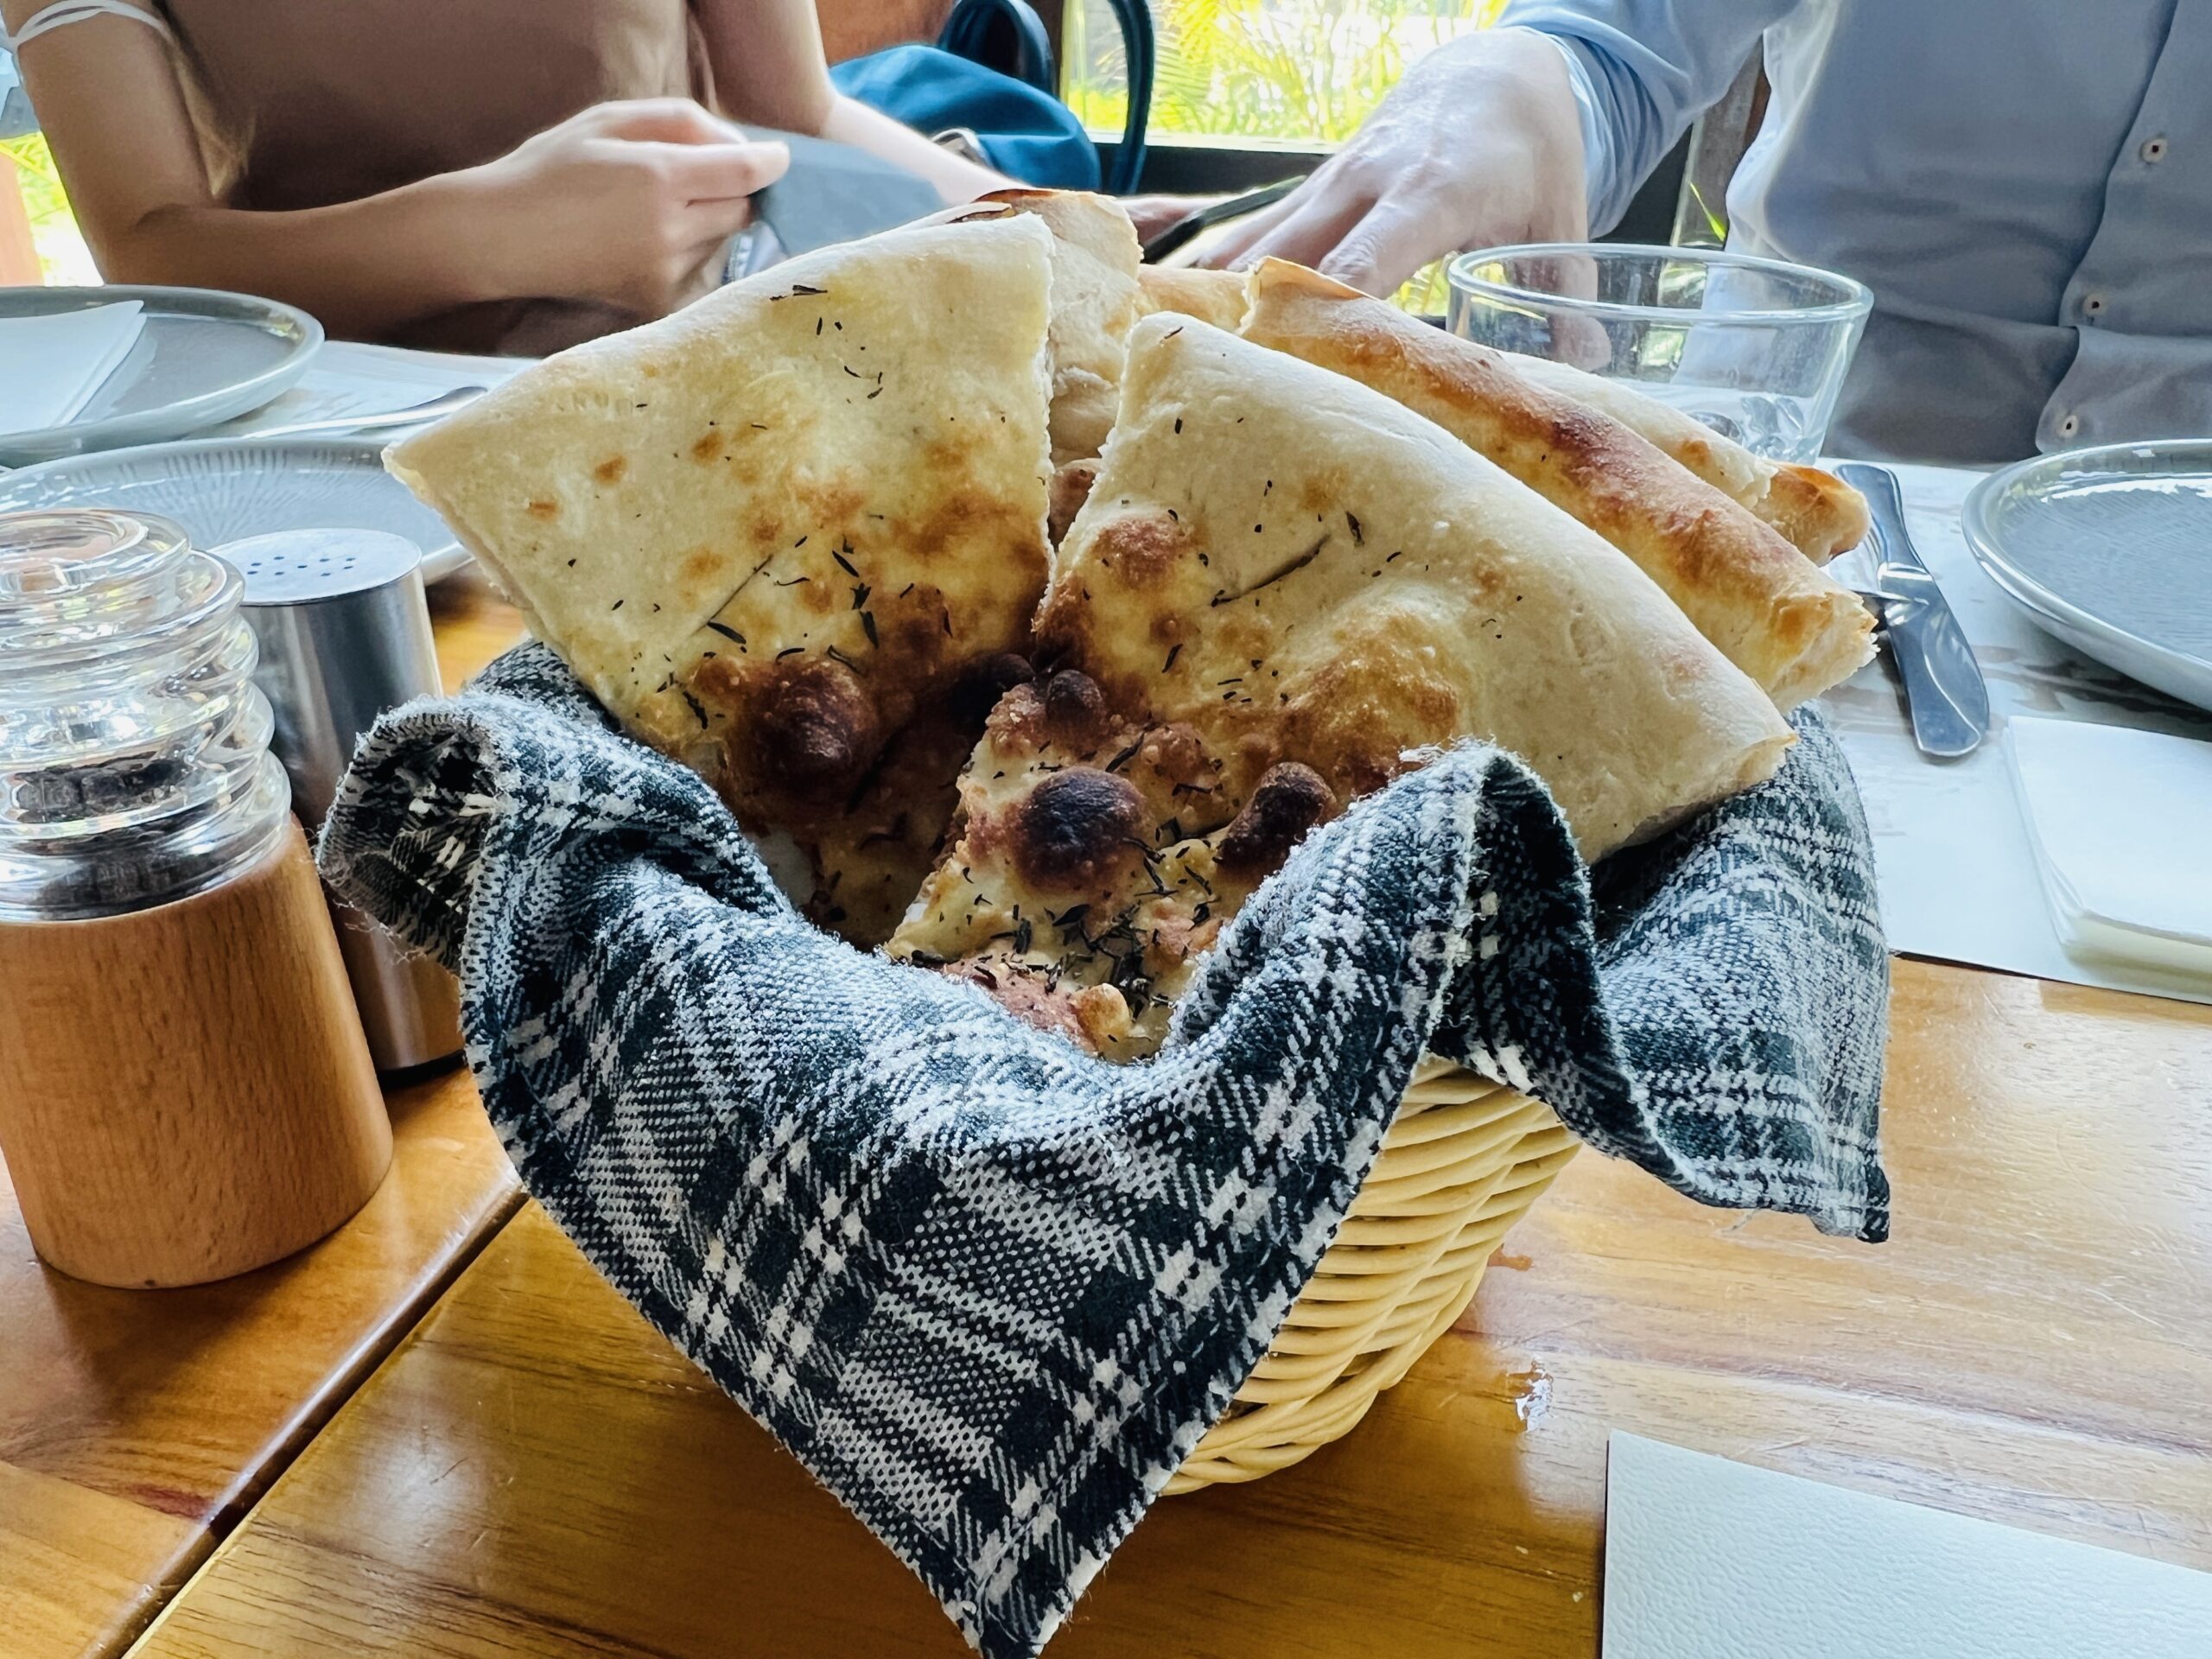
[0,572,532,1655]
[0,1065,521,1659]
[426,567,525,690]
[130,959,2212,1658]
[0,820,391,1288]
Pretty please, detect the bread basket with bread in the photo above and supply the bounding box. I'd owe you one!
[334,193,1890,1652]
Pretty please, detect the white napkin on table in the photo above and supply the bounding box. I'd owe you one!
[2008,715,2212,983]
[0,300,146,432]
[1605,1433,2212,1657]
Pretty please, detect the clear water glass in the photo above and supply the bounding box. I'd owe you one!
[0,510,287,918]
[1446,243,1872,461]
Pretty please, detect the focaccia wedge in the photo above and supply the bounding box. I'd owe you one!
[934,189,1143,465]
[1136,264,1250,333]
[1495,346,1870,563]
[889,317,1796,1055]
[387,214,1058,941]
[1239,260,1874,708]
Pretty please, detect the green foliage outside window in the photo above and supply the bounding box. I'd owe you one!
[3,132,98,283]
[1065,0,1503,144]
[1065,1,1503,310]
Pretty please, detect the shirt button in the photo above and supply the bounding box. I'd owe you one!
[2141,135,2169,163]
[2058,412,2082,438]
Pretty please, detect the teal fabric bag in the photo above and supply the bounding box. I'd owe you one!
[831,45,1101,190]
[832,0,1154,194]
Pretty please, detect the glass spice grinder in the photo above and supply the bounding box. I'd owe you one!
[0,509,390,1287]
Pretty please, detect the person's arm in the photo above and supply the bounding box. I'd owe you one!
[692,0,1010,204]
[1500,0,1792,237]
[1206,3,1788,296]
[5,0,788,336]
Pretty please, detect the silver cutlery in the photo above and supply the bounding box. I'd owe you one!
[244,385,486,442]
[1838,461,1991,758]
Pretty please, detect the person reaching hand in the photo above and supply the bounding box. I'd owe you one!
[1202,28,1588,301]
[1203,2,2212,464]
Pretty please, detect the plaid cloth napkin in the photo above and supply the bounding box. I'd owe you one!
[319,644,1888,1659]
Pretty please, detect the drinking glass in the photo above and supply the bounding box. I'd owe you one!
[1446,243,1872,461]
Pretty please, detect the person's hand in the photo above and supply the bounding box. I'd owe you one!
[460,99,791,317]
[1116,193,1228,246]
[1204,29,1587,297]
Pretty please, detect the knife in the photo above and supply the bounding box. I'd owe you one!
[1139,176,1306,264]
[1837,461,1991,758]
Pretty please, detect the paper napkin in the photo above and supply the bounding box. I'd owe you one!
[2008,715,2212,984]
[0,300,146,433]
[1605,1433,2212,1657]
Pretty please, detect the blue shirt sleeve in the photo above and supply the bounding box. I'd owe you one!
[1496,1,1798,234]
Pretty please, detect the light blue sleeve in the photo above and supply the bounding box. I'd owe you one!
[1495,1,1797,234]
[0,48,30,142]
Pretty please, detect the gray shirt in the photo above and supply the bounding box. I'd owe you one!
[1499,0,2212,463]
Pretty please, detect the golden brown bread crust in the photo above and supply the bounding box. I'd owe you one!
[892,316,1798,1053]
[887,670,1281,1059]
[1238,260,1872,709]
[1047,459,1099,548]
[1039,317,1796,857]
[388,216,1059,943]
[938,190,1143,463]
[1759,463,1872,563]
[1492,347,1869,563]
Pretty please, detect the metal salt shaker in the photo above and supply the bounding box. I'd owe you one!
[227,529,464,1071]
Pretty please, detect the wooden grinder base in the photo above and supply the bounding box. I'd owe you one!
[0,819,391,1287]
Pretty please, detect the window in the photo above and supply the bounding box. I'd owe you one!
[1064,0,1505,148]
[1,134,96,283]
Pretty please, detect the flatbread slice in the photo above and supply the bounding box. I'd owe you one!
[1497,347,1870,562]
[1240,260,1873,709]
[1137,264,1250,333]
[936,189,1142,464]
[890,317,1795,1054]
[388,214,1058,940]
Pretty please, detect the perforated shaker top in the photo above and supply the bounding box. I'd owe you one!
[224,529,422,606]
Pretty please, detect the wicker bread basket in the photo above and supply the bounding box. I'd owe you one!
[1170,1055,1579,1491]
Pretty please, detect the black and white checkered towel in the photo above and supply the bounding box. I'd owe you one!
[319,644,1888,1659]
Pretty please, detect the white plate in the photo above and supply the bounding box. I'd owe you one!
[1962,440,2212,715]
[0,435,469,582]
[0,286,321,466]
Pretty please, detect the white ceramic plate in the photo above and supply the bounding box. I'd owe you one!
[1962,439,2212,716]
[0,435,469,582]
[0,286,321,466]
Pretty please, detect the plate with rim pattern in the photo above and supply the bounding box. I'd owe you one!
[0,435,468,582]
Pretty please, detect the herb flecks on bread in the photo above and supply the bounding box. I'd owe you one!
[387,216,1059,942]
[890,317,1796,1055]
[1238,261,1875,709]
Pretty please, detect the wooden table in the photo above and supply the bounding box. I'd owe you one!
[0,575,526,1659]
[119,582,2212,1654]
[15,571,2212,1657]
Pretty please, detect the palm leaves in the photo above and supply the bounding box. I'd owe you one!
[1065,0,1504,144]
[1,133,97,282]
